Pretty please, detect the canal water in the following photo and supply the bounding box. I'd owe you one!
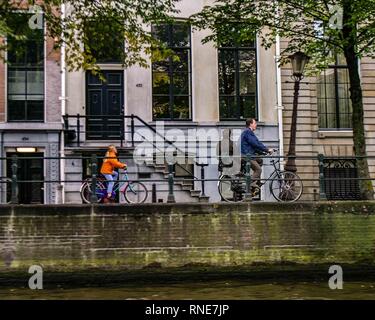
[1,280,375,300]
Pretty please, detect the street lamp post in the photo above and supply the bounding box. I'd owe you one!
[284,52,310,173]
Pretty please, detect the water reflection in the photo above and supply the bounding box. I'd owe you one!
[1,280,375,300]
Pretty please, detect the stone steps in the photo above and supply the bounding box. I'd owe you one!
[145,162,209,202]
[63,144,210,203]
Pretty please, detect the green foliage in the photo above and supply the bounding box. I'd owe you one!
[0,0,179,71]
[191,0,375,199]
[190,0,375,74]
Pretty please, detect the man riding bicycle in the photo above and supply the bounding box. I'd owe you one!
[100,145,127,201]
[240,118,274,188]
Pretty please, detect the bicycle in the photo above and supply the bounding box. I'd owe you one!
[218,149,303,202]
[80,169,148,204]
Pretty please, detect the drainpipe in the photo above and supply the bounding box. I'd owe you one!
[275,32,284,171]
[59,2,67,203]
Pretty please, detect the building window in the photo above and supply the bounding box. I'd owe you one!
[317,54,352,129]
[152,23,191,120]
[218,40,257,120]
[7,13,44,122]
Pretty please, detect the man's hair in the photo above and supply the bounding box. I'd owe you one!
[246,118,256,127]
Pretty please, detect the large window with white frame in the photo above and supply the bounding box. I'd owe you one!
[7,13,44,122]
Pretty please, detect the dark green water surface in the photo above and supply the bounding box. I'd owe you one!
[1,280,375,300]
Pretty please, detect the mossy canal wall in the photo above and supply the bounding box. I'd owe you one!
[1,201,375,284]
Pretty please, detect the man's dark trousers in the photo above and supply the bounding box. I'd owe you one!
[241,156,263,186]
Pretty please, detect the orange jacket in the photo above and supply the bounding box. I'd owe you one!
[100,151,126,174]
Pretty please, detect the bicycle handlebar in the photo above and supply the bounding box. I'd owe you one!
[269,148,279,155]
[259,148,279,156]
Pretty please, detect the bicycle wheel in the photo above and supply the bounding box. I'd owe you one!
[270,171,303,202]
[80,179,107,204]
[0,178,12,204]
[123,182,148,204]
[218,175,245,202]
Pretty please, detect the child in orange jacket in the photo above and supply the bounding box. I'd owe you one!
[100,145,127,199]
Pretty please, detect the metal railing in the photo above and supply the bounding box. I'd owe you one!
[64,113,204,194]
[64,113,197,153]
[63,113,136,148]
[0,153,374,205]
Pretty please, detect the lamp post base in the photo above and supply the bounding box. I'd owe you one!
[284,156,297,173]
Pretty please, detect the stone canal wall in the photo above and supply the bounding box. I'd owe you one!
[1,202,375,284]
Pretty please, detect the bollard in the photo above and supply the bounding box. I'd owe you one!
[90,154,98,203]
[318,154,327,201]
[167,164,176,203]
[198,163,208,198]
[244,154,252,202]
[131,114,135,148]
[152,183,157,203]
[63,114,69,130]
[120,129,124,148]
[77,113,81,147]
[11,155,19,204]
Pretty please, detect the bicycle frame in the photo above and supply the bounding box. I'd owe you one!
[220,155,282,195]
[97,170,135,199]
[258,159,283,188]
[114,171,130,192]
[218,151,302,202]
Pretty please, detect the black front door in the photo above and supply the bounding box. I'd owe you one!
[7,153,44,204]
[86,71,124,140]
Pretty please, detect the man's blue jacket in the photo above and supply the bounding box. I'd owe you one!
[240,128,268,156]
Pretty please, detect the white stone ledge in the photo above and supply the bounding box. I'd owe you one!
[318,130,353,139]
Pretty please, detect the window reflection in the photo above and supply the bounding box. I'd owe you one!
[152,23,191,120]
[317,54,352,129]
[218,41,257,120]
[7,13,44,122]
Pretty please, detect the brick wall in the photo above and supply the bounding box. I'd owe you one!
[362,56,375,190]
[45,36,61,123]
[1,212,375,273]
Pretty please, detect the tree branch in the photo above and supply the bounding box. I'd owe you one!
[259,21,345,49]
[275,0,331,20]
[358,37,375,55]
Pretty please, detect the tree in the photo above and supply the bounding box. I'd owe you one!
[0,0,179,72]
[191,0,375,199]
[0,1,20,58]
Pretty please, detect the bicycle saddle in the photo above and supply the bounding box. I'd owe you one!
[97,174,105,179]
